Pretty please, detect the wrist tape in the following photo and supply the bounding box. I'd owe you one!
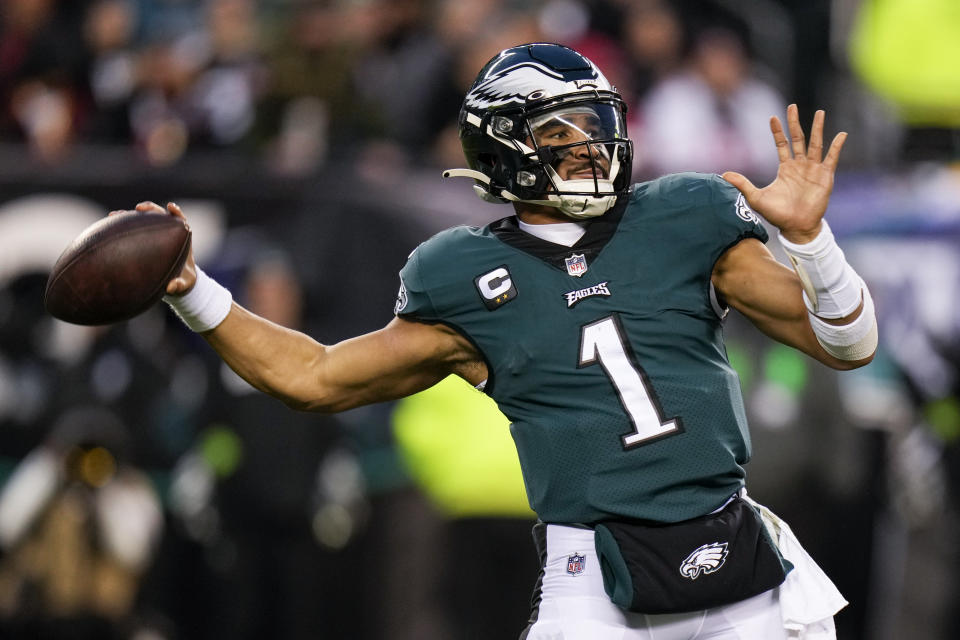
[164,267,232,333]
[778,220,861,319]
[808,280,878,361]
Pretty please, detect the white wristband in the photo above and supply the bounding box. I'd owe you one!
[778,220,861,319]
[808,280,878,361]
[164,267,233,333]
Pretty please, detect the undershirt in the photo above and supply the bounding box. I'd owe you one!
[517,219,587,247]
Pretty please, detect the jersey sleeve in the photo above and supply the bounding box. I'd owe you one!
[394,225,477,322]
[645,172,769,268]
[394,244,440,322]
[636,172,771,315]
[705,173,769,249]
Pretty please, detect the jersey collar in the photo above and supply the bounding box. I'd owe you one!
[490,197,626,271]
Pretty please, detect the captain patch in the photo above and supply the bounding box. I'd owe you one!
[475,265,518,310]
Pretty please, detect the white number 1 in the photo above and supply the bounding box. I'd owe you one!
[579,316,681,448]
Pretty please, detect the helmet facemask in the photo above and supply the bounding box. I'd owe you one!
[449,93,632,219]
[511,98,629,218]
[447,43,634,219]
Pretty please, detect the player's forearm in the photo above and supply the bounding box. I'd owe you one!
[733,293,870,371]
[714,239,875,371]
[165,271,474,412]
[202,309,458,413]
[164,269,335,410]
[778,221,877,366]
[202,303,333,411]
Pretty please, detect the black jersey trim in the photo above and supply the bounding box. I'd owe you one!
[489,197,628,271]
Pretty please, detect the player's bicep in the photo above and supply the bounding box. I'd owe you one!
[312,316,482,412]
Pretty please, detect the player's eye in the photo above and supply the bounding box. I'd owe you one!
[535,126,568,144]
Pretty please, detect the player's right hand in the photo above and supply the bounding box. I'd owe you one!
[113,201,198,296]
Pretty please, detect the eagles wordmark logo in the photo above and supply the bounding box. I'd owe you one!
[563,281,611,308]
[679,542,728,580]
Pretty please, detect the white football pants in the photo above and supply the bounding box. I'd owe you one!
[522,514,843,640]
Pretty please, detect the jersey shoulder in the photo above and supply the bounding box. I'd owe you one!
[402,224,494,287]
[628,172,769,246]
[630,171,737,207]
[395,222,502,320]
[411,224,489,267]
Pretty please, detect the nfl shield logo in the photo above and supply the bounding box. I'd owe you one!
[565,253,588,277]
[566,553,586,576]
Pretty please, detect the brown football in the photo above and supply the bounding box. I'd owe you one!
[44,211,192,325]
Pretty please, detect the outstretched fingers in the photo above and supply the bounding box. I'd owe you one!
[772,106,844,170]
[822,131,848,172]
[785,104,806,159]
[770,116,790,163]
[806,110,825,162]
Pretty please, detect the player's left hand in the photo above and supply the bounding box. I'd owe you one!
[722,104,846,244]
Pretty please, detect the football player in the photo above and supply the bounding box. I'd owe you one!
[147,43,876,639]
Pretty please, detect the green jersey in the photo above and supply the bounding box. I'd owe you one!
[395,173,769,524]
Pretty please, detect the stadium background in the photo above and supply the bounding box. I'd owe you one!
[0,0,958,639]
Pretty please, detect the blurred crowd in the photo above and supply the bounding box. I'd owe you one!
[1,1,960,639]
[3,0,951,178]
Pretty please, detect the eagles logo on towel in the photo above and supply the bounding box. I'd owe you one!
[679,542,729,580]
